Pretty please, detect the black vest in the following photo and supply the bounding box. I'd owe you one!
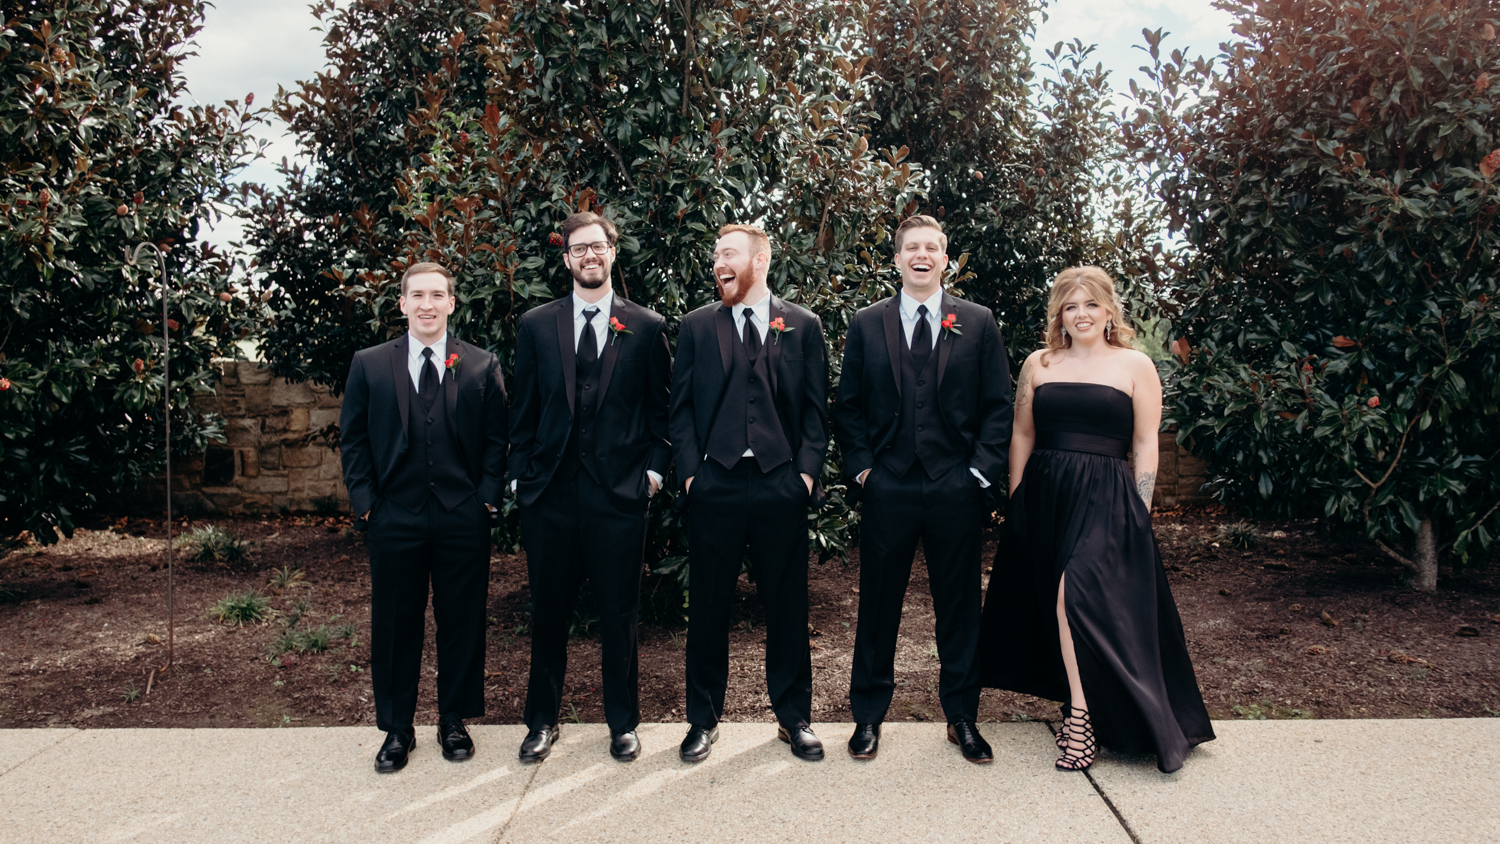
[386,373,475,512]
[556,340,604,483]
[881,333,964,479]
[706,321,793,473]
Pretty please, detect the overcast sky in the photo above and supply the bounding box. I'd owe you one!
[179,0,1234,245]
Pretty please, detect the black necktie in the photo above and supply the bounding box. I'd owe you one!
[911,304,932,368]
[419,346,438,407]
[579,307,600,370]
[742,306,761,360]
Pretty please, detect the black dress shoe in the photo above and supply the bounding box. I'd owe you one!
[519,725,559,764]
[679,725,718,763]
[437,716,474,762]
[778,724,825,761]
[848,723,881,760]
[375,728,416,774]
[610,730,641,762]
[947,719,994,764]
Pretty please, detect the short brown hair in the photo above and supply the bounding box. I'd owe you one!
[561,211,619,248]
[717,223,772,257]
[401,261,455,296]
[893,215,947,252]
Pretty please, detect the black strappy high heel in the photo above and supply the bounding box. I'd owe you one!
[1055,702,1070,749]
[1055,705,1096,771]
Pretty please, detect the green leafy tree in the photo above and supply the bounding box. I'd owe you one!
[246,0,1130,572]
[0,0,262,542]
[1126,0,1500,590]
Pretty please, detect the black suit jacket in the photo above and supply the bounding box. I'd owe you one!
[669,296,829,496]
[507,294,672,510]
[339,334,509,519]
[833,292,1012,502]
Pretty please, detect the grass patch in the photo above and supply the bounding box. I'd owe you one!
[1215,521,1261,549]
[268,623,354,657]
[181,525,247,563]
[266,565,305,592]
[207,590,269,626]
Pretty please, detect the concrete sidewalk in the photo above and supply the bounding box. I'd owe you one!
[2,720,1496,843]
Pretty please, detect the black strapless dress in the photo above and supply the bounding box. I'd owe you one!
[978,382,1214,773]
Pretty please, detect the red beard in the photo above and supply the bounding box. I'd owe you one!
[716,263,755,306]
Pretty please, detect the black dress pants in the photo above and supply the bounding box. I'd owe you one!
[367,494,491,732]
[520,470,648,733]
[685,459,813,729]
[849,461,985,724]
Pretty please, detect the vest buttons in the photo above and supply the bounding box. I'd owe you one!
[917,380,925,386]
[584,384,592,390]
[748,417,755,423]
[748,397,756,404]
[426,418,434,424]
[749,376,757,383]
[917,425,924,432]
[917,402,924,408]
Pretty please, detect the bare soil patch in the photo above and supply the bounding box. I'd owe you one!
[2,508,1496,730]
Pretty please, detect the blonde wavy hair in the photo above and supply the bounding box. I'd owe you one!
[1041,266,1135,365]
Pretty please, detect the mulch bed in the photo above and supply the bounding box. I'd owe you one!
[1,507,1496,730]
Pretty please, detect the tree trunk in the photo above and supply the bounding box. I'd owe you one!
[1412,516,1438,592]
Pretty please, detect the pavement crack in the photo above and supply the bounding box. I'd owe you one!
[490,760,545,843]
[1049,720,1143,844]
[0,728,83,779]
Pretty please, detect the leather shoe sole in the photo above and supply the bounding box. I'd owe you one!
[777,725,825,762]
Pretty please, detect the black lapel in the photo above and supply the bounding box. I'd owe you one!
[555,298,576,413]
[390,336,410,437]
[443,337,460,440]
[714,303,734,375]
[766,296,785,395]
[882,298,903,398]
[937,292,957,387]
[597,295,624,404]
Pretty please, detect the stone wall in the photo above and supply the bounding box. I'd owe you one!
[160,361,348,514]
[148,362,1211,514]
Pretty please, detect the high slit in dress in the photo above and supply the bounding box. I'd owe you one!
[978,382,1214,773]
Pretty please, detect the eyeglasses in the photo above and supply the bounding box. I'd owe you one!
[567,241,612,258]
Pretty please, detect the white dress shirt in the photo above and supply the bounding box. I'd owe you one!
[898,288,944,347]
[731,288,772,342]
[406,332,447,390]
[573,290,613,355]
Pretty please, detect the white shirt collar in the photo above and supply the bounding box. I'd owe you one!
[573,289,613,320]
[899,287,944,320]
[407,331,447,360]
[737,288,772,322]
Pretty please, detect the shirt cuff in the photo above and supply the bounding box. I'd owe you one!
[509,479,517,493]
[969,467,991,489]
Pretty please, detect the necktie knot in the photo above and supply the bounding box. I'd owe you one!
[583,306,599,323]
[421,347,434,359]
[916,304,930,320]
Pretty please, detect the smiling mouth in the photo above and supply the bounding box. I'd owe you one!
[910,263,933,273]
[717,273,736,284]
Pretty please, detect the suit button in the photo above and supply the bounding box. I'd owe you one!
[917,402,924,408]
[581,429,588,435]
[429,482,435,487]
[748,397,756,404]
[428,461,434,466]
[584,384,592,390]
[917,380,925,386]
[749,417,755,423]
[427,418,434,424]
[917,425,924,432]
[749,377,757,383]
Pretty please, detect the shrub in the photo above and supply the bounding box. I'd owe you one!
[1215,522,1260,550]
[180,525,246,564]
[207,590,269,626]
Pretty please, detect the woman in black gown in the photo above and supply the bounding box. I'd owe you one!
[978,266,1213,773]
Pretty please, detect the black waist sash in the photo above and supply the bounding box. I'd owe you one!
[1036,431,1130,460]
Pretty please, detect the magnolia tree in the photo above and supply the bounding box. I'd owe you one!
[0,1,262,542]
[1127,0,1500,590]
[247,0,1127,577]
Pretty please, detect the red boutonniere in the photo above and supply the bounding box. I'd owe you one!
[445,352,460,370]
[940,313,962,336]
[608,316,632,345]
[768,317,794,345]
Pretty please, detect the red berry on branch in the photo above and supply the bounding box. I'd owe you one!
[1367,396,1380,408]
[0,378,10,391]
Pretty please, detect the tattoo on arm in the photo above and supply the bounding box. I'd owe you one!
[1015,361,1032,408]
[1135,471,1156,507]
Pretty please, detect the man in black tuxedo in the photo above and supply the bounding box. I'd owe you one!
[508,211,671,764]
[833,215,1013,763]
[339,262,508,773]
[669,224,829,763]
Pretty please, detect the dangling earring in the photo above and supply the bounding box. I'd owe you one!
[1105,320,1113,341]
